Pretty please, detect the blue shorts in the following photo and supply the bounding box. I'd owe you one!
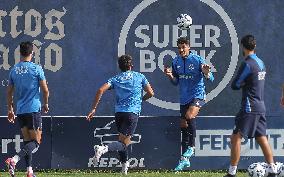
[180,98,205,119]
[17,112,42,130]
[115,112,138,136]
[233,112,267,138]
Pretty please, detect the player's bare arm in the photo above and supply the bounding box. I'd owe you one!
[86,83,111,121]
[7,85,15,123]
[40,80,50,113]
[142,84,154,101]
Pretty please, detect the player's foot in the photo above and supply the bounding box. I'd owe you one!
[27,172,36,177]
[93,145,108,165]
[267,173,277,177]
[223,174,236,177]
[121,161,130,175]
[174,158,191,171]
[5,158,16,177]
[183,147,195,158]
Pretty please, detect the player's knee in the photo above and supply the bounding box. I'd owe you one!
[187,114,196,119]
[123,138,131,146]
[119,135,131,146]
[231,133,242,143]
[180,119,188,128]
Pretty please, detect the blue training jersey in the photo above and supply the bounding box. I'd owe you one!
[171,52,214,105]
[231,54,266,114]
[107,71,149,115]
[9,61,46,114]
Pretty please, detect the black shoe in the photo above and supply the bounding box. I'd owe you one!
[223,174,236,177]
[267,173,277,177]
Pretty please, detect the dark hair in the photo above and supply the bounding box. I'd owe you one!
[177,37,190,46]
[118,55,133,72]
[20,41,33,57]
[241,35,256,51]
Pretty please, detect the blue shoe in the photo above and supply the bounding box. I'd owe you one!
[174,159,191,171]
[183,147,195,158]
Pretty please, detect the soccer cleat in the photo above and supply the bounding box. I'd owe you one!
[5,158,16,177]
[92,145,108,165]
[267,173,277,177]
[27,172,36,177]
[223,174,236,177]
[183,147,195,158]
[174,159,191,171]
[121,161,130,175]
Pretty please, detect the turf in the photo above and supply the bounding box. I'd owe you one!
[0,171,248,177]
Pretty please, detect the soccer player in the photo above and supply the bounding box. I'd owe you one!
[5,41,49,177]
[164,37,214,171]
[224,35,277,177]
[86,55,154,175]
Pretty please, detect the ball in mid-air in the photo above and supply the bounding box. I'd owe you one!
[177,14,192,30]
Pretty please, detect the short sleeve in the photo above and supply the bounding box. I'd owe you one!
[37,65,46,81]
[107,77,115,89]
[141,74,149,87]
[8,70,14,86]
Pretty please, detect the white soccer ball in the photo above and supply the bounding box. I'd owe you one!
[177,14,192,30]
[248,163,266,177]
[259,162,269,177]
[278,163,284,177]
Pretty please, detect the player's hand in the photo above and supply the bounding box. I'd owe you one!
[86,109,96,122]
[201,64,211,75]
[42,104,49,114]
[281,97,284,107]
[7,110,15,124]
[164,66,173,78]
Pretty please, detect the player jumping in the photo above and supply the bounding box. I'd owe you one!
[86,54,154,175]
[164,37,214,171]
[5,41,49,177]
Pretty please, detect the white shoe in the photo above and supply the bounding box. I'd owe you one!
[121,161,129,175]
[93,145,108,165]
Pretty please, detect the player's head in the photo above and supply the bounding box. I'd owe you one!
[118,55,133,72]
[241,35,256,56]
[177,37,190,58]
[20,41,33,58]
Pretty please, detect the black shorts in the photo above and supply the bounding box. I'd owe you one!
[180,98,205,119]
[115,112,138,136]
[233,112,267,138]
[17,112,42,130]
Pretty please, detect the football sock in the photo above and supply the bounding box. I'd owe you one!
[229,165,237,175]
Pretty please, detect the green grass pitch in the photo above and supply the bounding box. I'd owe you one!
[0,171,248,177]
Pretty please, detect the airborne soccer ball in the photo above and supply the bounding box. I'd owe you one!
[177,14,192,30]
[248,163,266,177]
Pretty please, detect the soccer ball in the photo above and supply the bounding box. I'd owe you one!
[248,163,266,177]
[278,163,284,177]
[177,14,192,30]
